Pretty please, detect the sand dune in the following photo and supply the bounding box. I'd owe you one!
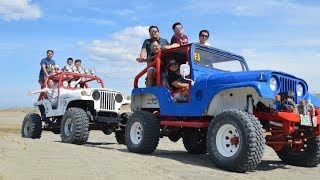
[0,108,319,179]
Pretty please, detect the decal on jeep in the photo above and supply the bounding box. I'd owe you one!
[194,53,201,61]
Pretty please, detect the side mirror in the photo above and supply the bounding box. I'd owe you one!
[179,63,194,85]
[180,64,190,77]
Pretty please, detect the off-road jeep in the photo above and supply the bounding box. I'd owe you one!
[125,43,320,172]
[22,71,130,145]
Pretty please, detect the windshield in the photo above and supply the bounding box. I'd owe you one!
[193,48,247,72]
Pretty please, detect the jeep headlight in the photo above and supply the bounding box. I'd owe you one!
[297,83,304,97]
[92,90,101,100]
[90,69,95,75]
[70,81,76,88]
[62,80,69,87]
[84,68,90,74]
[269,77,278,91]
[115,93,123,103]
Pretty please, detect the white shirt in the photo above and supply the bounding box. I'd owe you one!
[195,41,211,46]
[198,41,210,46]
[44,86,58,106]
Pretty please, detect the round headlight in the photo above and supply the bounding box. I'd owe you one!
[90,69,95,75]
[63,80,69,87]
[70,81,76,88]
[92,90,101,100]
[84,68,90,74]
[297,84,304,96]
[115,94,123,103]
[269,77,278,91]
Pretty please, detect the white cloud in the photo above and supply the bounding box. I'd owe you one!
[0,42,25,56]
[113,9,138,21]
[65,16,114,26]
[184,0,283,16]
[184,0,320,26]
[80,26,149,95]
[114,9,135,16]
[0,0,41,21]
[241,48,320,93]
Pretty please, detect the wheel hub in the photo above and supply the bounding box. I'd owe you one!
[216,124,240,157]
[130,122,143,145]
[64,117,74,136]
[230,136,239,146]
[23,120,31,135]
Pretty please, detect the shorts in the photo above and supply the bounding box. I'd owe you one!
[172,92,187,102]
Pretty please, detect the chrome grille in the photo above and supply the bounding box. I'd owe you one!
[100,91,116,110]
[279,76,297,102]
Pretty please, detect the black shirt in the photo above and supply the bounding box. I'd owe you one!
[167,72,188,91]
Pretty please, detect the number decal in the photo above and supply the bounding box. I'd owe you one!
[194,53,201,61]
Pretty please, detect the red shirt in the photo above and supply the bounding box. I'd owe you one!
[171,34,188,46]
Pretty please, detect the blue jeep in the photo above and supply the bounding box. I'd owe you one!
[124,43,320,172]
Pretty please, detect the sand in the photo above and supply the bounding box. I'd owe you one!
[0,108,319,180]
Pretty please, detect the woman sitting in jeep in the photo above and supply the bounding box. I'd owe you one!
[27,78,58,108]
[167,59,189,102]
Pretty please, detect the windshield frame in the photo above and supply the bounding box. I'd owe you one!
[191,44,249,72]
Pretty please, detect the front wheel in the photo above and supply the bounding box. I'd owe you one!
[60,108,89,145]
[125,111,160,154]
[21,113,42,139]
[207,109,265,173]
[276,136,320,167]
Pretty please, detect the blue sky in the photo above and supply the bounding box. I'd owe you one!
[0,0,319,108]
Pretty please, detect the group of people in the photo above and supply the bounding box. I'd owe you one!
[137,22,211,101]
[28,50,85,108]
[29,22,209,106]
[37,50,83,88]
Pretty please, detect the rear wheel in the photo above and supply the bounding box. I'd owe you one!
[276,136,320,167]
[60,108,89,145]
[182,128,206,154]
[207,109,265,172]
[125,111,159,154]
[51,128,61,134]
[21,113,42,139]
[167,128,182,142]
[115,130,125,144]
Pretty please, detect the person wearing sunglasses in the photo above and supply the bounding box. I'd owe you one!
[167,59,189,102]
[164,22,189,50]
[198,29,210,46]
[137,25,169,63]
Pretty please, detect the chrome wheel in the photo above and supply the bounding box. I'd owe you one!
[64,117,74,137]
[23,120,31,136]
[130,122,143,145]
[216,124,240,157]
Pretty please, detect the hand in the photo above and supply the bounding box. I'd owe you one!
[27,91,33,96]
[162,45,168,50]
[136,57,146,63]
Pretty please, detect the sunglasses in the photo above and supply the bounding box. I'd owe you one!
[168,62,179,67]
[200,34,209,38]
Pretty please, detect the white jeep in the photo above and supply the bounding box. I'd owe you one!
[22,71,130,145]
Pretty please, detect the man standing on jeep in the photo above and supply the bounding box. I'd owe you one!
[39,49,56,88]
[136,25,169,64]
[163,22,189,50]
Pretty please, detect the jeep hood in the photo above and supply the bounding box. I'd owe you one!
[204,70,305,85]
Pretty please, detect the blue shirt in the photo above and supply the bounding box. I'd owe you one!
[39,58,55,79]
